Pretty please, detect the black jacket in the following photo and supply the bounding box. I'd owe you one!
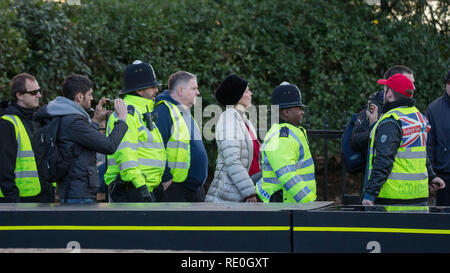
[363,98,436,205]
[351,90,384,154]
[35,96,128,199]
[426,90,450,175]
[0,101,48,202]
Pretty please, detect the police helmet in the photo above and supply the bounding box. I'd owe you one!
[271,81,306,109]
[120,60,161,95]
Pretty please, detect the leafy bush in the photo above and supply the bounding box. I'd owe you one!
[0,0,448,166]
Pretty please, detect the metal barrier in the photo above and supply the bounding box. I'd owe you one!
[304,110,361,204]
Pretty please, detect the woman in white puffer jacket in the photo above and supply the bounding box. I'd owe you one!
[205,74,260,202]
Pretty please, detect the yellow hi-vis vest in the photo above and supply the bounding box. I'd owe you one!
[256,123,317,203]
[154,100,193,183]
[104,95,166,191]
[0,115,41,197]
[368,106,429,200]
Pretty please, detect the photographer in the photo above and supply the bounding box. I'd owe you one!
[351,65,414,164]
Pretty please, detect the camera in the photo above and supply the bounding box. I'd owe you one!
[105,98,115,110]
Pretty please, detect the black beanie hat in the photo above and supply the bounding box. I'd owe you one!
[215,74,248,106]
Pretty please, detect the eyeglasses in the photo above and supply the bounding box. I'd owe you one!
[20,89,41,96]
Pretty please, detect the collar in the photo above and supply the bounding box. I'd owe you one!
[124,94,155,114]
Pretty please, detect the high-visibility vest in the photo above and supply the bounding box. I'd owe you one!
[155,100,193,183]
[0,115,41,197]
[368,106,429,200]
[256,123,317,203]
[104,95,165,191]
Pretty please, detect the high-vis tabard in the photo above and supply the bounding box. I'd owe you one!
[367,106,430,200]
[155,100,194,183]
[256,123,317,203]
[0,115,41,197]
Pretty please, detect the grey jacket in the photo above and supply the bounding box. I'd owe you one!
[206,107,258,202]
[35,96,127,199]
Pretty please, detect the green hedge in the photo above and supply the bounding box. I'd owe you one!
[1,0,448,164]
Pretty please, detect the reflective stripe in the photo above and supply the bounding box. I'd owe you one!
[119,161,139,170]
[283,175,301,191]
[167,141,189,150]
[14,170,39,179]
[388,172,428,181]
[117,141,138,151]
[138,158,165,168]
[292,186,312,203]
[138,126,146,132]
[109,158,165,169]
[139,141,163,150]
[396,150,426,159]
[168,161,189,169]
[264,173,315,186]
[263,177,280,184]
[275,164,296,177]
[17,150,34,158]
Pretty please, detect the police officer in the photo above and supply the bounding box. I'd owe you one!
[105,60,166,202]
[256,82,317,203]
[362,73,445,206]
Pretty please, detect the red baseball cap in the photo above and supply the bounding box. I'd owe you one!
[377,73,415,98]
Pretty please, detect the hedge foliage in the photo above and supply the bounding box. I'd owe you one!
[1,0,448,162]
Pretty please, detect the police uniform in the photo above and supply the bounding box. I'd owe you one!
[105,61,166,202]
[256,83,317,203]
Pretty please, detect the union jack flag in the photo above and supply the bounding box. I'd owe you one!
[398,112,431,148]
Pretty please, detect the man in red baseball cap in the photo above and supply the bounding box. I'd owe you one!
[362,73,445,206]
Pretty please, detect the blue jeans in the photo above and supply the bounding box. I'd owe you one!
[61,198,95,204]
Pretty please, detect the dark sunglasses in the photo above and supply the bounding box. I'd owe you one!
[21,89,41,96]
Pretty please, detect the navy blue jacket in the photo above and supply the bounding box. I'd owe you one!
[153,90,208,191]
[426,90,450,174]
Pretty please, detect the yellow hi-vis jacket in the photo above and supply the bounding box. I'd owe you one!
[368,106,429,200]
[104,95,166,192]
[0,115,41,197]
[256,123,317,203]
[154,100,192,183]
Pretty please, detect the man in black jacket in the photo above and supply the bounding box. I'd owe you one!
[362,73,445,206]
[426,70,450,206]
[34,74,129,203]
[351,65,414,157]
[0,73,53,203]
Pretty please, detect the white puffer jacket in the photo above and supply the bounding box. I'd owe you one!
[205,107,258,202]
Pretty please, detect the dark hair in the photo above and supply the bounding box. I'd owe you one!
[168,71,196,93]
[62,74,93,100]
[388,87,413,100]
[384,65,414,79]
[9,73,37,101]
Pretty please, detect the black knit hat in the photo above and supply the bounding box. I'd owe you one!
[215,74,248,106]
[446,70,450,83]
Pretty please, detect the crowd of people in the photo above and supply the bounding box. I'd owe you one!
[0,61,448,207]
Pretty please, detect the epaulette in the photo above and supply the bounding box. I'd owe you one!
[279,126,289,137]
[127,105,135,116]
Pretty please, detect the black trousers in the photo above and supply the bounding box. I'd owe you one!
[160,182,205,202]
[436,173,450,206]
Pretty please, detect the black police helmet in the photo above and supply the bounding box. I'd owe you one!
[120,60,161,95]
[271,82,306,109]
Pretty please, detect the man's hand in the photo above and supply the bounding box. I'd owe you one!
[430,177,446,193]
[245,195,258,203]
[162,179,173,191]
[92,97,111,124]
[114,98,128,120]
[362,199,374,206]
